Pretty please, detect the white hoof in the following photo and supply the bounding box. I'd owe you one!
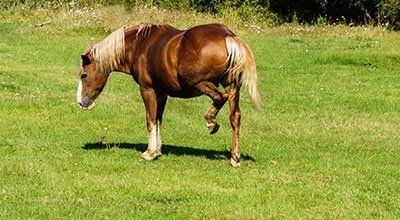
[139,150,161,161]
[229,158,241,167]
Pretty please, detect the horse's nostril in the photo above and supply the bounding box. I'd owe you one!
[78,102,83,107]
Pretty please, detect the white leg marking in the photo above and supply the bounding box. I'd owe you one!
[148,124,157,153]
[76,80,83,104]
[156,122,162,151]
[140,123,161,161]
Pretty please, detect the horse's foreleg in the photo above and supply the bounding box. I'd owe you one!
[228,86,241,167]
[156,94,167,153]
[195,81,228,134]
[139,87,162,161]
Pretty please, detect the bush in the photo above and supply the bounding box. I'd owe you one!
[269,0,321,23]
[1,0,400,29]
[378,0,400,29]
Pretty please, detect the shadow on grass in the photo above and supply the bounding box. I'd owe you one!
[83,142,255,161]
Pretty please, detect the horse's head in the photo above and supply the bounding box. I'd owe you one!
[76,28,126,110]
[76,48,107,111]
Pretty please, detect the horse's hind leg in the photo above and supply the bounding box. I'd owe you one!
[204,100,227,134]
[195,82,228,134]
[227,85,241,167]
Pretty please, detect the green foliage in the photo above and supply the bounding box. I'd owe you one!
[0,0,278,25]
[269,0,321,23]
[2,0,400,28]
[378,0,400,29]
[272,0,400,29]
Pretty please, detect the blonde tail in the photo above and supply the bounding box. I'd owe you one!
[225,36,261,110]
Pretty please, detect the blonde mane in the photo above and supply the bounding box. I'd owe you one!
[136,24,153,38]
[135,23,169,38]
[91,27,125,74]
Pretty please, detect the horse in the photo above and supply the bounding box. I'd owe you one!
[76,23,261,167]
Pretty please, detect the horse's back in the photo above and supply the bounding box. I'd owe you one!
[177,24,235,85]
[182,23,235,43]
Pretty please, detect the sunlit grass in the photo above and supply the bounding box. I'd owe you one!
[1,6,399,218]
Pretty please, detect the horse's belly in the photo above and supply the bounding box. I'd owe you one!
[161,81,202,98]
[167,88,202,98]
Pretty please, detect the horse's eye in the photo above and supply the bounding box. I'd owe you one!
[81,72,88,79]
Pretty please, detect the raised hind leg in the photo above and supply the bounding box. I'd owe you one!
[227,85,241,167]
[204,100,227,134]
[139,87,166,161]
[195,81,229,134]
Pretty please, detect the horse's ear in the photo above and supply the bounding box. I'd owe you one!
[81,54,91,66]
[81,45,94,66]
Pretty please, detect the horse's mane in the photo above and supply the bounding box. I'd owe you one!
[136,23,170,38]
[90,27,125,74]
[136,23,153,38]
[89,23,169,74]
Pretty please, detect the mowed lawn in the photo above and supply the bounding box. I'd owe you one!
[1,9,400,218]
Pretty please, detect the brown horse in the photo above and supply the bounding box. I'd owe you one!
[76,23,260,167]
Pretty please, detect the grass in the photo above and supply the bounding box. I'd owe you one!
[1,5,400,219]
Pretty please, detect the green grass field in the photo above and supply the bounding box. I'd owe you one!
[1,6,399,218]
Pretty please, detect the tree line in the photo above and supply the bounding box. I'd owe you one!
[2,0,400,29]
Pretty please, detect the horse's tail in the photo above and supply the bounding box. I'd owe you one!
[225,36,261,110]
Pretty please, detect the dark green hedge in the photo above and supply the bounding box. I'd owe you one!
[1,0,400,29]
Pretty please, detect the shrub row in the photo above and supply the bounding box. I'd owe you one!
[1,0,399,29]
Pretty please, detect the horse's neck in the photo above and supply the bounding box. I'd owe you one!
[112,25,144,74]
[116,24,168,74]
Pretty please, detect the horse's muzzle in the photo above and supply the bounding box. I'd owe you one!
[78,101,96,111]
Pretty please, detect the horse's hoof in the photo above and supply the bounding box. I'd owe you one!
[139,151,161,161]
[229,158,241,167]
[208,122,220,135]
